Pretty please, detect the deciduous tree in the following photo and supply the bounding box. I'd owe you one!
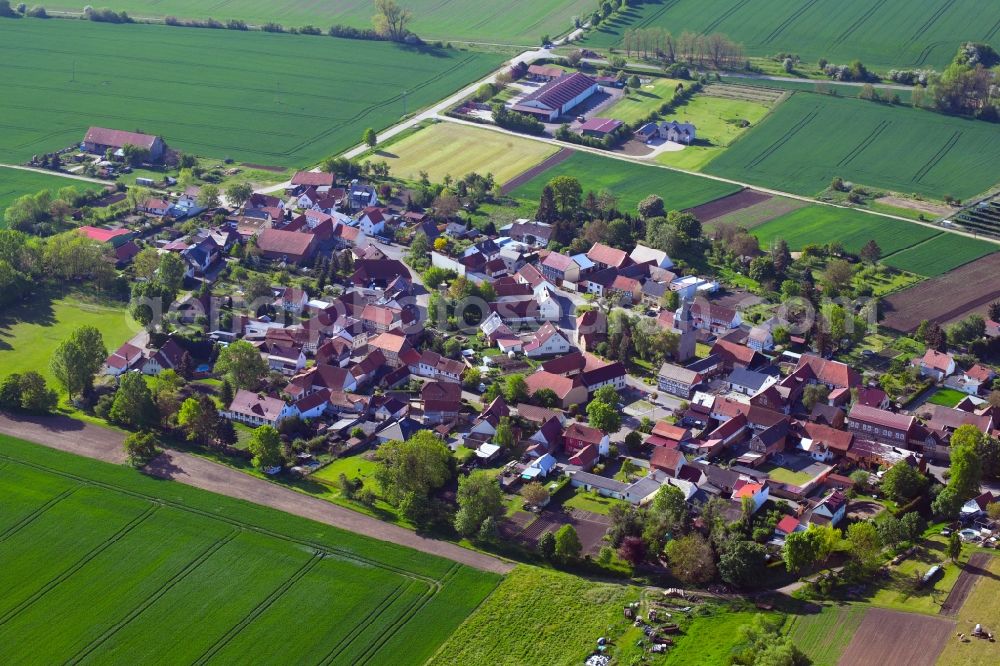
[454,471,504,537]
[108,372,157,429]
[554,524,582,562]
[373,431,452,505]
[666,533,716,584]
[214,339,268,390]
[247,424,282,470]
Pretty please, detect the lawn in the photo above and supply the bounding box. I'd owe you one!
[0,167,105,227]
[654,93,776,171]
[428,565,639,666]
[704,92,1000,200]
[603,77,685,124]
[881,234,997,277]
[0,19,505,167]
[0,295,136,387]
[761,464,813,486]
[936,556,1000,666]
[509,151,740,215]
[581,0,999,70]
[363,123,558,184]
[41,0,593,45]
[927,388,968,408]
[786,603,867,666]
[868,534,968,615]
[312,451,379,485]
[664,610,759,665]
[751,205,940,256]
[563,488,625,515]
[0,435,499,665]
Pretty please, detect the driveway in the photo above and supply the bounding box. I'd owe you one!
[0,412,513,574]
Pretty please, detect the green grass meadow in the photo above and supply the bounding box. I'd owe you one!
[0,19,504,167]
[0,435,499,665]
[582,0,1000,70]
[41,0,592,45]
[0,167,104,227]
[0,295,137,385]
[705,92,1000,200]
[510,151,740,214]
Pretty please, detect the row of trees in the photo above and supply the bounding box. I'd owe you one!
[622,29,745,70]
[5,185,102,235]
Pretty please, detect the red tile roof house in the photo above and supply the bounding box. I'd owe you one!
[256,228,317,264]
[275,287,309,314]
[609,275,642,304]
[732,480,769,514]
[366,332,412,368]
[287,170,335,196]
[563,422,610,457]
[794,354,862,390]
[650,447,687,477]
[83,126,166,161]
[103,342,145,376]
[586,242,631,270]
[915,349,957,382]
[579,117,623,138]
[809,490,847,527]
[223,389,296,427]
[510,71,601,121]
[774,515,805,539]
[525,371,588,410]
[421,381,462,425]
[140,198,171,216]
[523,322,571,358]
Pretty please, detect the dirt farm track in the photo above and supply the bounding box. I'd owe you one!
[837,607,954,666]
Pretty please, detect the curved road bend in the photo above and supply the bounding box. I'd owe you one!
[0,412,514,574]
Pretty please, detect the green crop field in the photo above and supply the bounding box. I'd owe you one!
[787,604,867,666]
[582,0,1000,70]
[751,205,939,255]
[42,0,591,45]
[654,93,775,170]
[429,566,638,666]
[719,77,914,104]
[0,167,104,227]
[0,295,137,386]
[364,123,557,184]
[704,92,1000,200]
[510,151,740,214]
[881,233,997,276]
[0,19,504,167]
[0,435,499,665]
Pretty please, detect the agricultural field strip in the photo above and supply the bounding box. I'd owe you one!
[0,453,445,585]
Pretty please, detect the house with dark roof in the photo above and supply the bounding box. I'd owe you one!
[847,404,914,444]
[579,117,623,138]
[508,221,553,248]
[564,422,610,457]
[421,381,461,424]
[224,389,295,427]
[657,362,703,398]
[511,72,600,121]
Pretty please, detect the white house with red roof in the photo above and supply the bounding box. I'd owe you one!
[357,207,387,237]
[83,126,165,161]
[224,389,296,427]
[586,242,630,270]
[103,342,145,376]
[917,349,956,381]
[140,198,171,216]
[810,490,847,526]
[523,322,571,358]
[732,480,769,513]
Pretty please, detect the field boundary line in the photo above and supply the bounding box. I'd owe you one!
[744,110,818,169]
[701,0,751,36]
[501,147,575,193]
[0,504,160,626]
[985,16,1000,41]
[67,529,240,664]
[192,551,325,664]
[318,580,410,666]
[0,485,80,543]
[0,452,445,582]
[879,232,944,261]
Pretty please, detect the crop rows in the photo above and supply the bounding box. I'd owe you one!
[0,441,499,665]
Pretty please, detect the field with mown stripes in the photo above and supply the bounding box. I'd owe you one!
[0,435,498,665]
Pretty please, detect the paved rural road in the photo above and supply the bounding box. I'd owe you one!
[0,412,514,574]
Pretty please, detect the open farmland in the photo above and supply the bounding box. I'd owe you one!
[750,205,939,256]
[510,151,740,214]
[880,252,1000,331]
[837,607,953,666]
[364,123,557,185]
[0,168,104,227]
[881,233,996,276]
[787,603,867,666]
[0,19,504,167]
[42,0,592,45]
[937,556,1000,666]
[582,0,1000,70]
[0,435,498,665]
[697,193,807,231]
[704,92,1000,200]
[428,566,638,666]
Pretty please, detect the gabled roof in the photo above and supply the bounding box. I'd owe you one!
[578,117,623,133]
[84,126,159,150]
[257,228,316,257]
[565,422,604,444]
[518,72,598,111]
[920,349,955,372]
[848,403,914,431]
[795,354,861,389]
[587,242,629,268]
[291,171,335,187]
[227,389,287,421]
[525,371,582,400]
[78,226,129,243]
